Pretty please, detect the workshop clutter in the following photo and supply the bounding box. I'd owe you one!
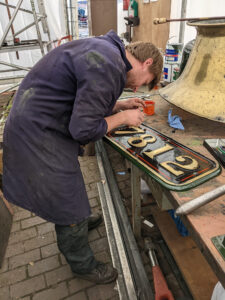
[143,100,155,115]
[165,43,182,63]
[123,0,129,10]
[163,63,180,82]
[163,43,183,82]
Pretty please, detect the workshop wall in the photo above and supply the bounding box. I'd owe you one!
[132,0,171,49]
[169,0,225,46]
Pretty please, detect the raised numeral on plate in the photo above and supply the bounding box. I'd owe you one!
[128,134,156,148]
[143,144,174,159]
[160,155,199,176]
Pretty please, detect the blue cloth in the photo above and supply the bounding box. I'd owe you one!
[3,30,132,225]
[168,109,184,130]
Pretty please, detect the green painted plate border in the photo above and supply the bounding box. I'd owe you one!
[211,235,225,261]
[103,124,221,191]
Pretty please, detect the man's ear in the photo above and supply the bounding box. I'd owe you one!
[144,58,153,67]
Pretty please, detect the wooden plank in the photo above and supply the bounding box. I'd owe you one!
[151,205,218,300]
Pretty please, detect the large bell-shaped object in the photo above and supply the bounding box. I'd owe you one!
[159,19,225,123]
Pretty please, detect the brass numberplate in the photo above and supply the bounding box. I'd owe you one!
[104,124,221,191]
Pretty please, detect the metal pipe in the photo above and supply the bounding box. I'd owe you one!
[73,0,79,40]
[0,77,24,86]
[144,238,158,267]
[0,0,24,47]
[63,0,69,36]
[5,0,19,59]
[175,184,225,215]
[148,249,158,267]
[154,16,225,25]
[0,60,30,71]
[0,83,20,94]
[87,0,92,36]
[0,68,18,72]
[179,0,187,44]
[69,0,73,38]
[0,1,33,14]
[30,0,44,56]
[144,238,175,300]
[14,18,42,37]
[37,0,52,51]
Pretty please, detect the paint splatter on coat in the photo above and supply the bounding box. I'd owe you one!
[3,31,132,224]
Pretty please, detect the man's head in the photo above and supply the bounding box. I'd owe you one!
[125,41,163,92]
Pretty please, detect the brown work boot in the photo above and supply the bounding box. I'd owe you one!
[74,262,118,284]
[88,213,103,231]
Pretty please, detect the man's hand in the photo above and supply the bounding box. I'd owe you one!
[122,98,146,110]
[113,98,146,113]
[105,108,144,132]
[122,109,144,126]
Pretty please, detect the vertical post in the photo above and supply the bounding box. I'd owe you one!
[30,0,44,56]
[73,0,79,39]
[131,164,141,239]
[37,0,52,51]
[179,0,187,44]
[63,0,70,36]
[87,0,92,36]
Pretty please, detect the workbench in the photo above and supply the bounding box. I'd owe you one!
[106,93,225,292]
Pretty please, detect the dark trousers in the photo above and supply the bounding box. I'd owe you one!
[55,219,98,274]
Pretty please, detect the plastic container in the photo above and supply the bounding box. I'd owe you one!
[143,100,155,115]
[165,43,183,64]
[165,48,178,62]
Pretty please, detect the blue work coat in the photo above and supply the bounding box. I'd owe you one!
[3,31,132,225]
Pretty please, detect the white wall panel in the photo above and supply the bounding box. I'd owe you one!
[169,0,225,46]
[0,0,67,82]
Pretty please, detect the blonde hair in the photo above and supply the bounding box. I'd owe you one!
[126,41,163,90]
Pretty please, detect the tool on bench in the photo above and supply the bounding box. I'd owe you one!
[211,234,225,261]
[176,184,225,215]
[204,139,225,168]
[145,238,175,300]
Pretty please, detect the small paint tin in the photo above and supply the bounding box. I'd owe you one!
[143,100,155,115]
